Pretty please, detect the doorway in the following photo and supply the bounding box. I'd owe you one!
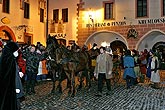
[110,40,127,55]
[24,33,33,45]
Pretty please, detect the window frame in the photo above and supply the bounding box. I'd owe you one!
[53,9,59,23]
[62,8,68,23]
[103,0,115,20]
[161,0,165,16]
[2,0,10,13]
[136,0,148,18]
[104,2,114,20]
[24,2,30,19]
[40,8,44,22]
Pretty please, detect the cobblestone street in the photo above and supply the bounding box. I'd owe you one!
[21,78,165,110]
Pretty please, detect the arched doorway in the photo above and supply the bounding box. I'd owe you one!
[0,25,16,41]
[152,42,165,51]
[85,31,128,53]
[152,41,165,62]
[137,30,165,69]
[137,30,165,52]
[110,40,127,54]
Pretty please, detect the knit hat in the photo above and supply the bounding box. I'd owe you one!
[93,43,97,47]
[149,49,155,55]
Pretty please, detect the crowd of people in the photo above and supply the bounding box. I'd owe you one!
[0,39,48,110]
[0,39,163,109]
[88,43,162,96]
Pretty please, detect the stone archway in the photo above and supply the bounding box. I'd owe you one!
[85,30,128,51]
[0,25,16,41]
[136,29,165,52]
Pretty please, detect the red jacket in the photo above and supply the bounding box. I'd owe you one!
[17,50,26,74]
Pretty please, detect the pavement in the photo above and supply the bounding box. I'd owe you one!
[20,77,165,110]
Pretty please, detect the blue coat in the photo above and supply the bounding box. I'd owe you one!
[123,55,136,79]
[146,57,152,78]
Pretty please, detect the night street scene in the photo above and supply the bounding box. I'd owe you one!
[1,0,165,110]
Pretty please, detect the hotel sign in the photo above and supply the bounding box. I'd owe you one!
[86,21,126,28]
[138,18,165,24]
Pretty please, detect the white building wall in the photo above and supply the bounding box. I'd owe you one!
[82,0,163,26]
[0,0,47,46]
[48,0,79,45]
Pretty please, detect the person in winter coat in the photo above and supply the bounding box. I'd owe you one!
[23,44,47,95]
[0,41,24,110]
[94,46,113,96]
[132,49,142,84]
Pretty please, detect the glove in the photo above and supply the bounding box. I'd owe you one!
[108,71,112,75]
[19,72,24,78]
[94,73,97,77]
[16,89,20,93]
[108,71,113,78]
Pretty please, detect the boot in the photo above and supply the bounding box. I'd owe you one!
[26,81,31,95]
[95,91,102,97]
[31,87,36,94]
[139,75,145,83]
[154,83,160,89]
[151,83,159,89]
[106,90,112,96]
[31,80,36,94]
[134,78,139,85]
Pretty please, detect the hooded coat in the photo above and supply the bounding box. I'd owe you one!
[0,41,22,110]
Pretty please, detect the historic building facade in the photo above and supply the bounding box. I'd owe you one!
[1,0,164,53]
[0,0,47,45]
[77,0,165,53]
[48,0,79,45]
[49,0,165,54]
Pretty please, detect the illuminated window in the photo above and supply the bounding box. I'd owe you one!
[53,9,59,23]
[137,0,147,17]
[2,0,10,13]
[104,3,113,20]
[62,8,68,22]
[24,2,30,19]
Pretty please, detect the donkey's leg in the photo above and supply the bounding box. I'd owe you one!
[71,71,76,97]
[51,70,56,93]
[66,78,71,90]
[77,71,83,91]
[86,70,91,91]
[63,72,71,94]
[57,69,63,93]
[57,80,62,93]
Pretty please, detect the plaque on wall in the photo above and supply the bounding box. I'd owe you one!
[127,27,138,39]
